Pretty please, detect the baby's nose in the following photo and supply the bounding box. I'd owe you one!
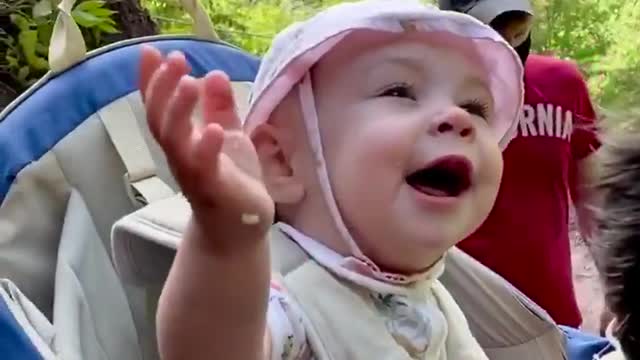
[429,107,475,140]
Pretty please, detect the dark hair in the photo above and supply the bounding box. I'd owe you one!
[596,131,640,359]
[438,0,481,13]
[488,10,531,32]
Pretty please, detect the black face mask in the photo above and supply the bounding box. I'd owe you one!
[514,33,532,66]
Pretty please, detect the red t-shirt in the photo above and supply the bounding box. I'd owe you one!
[458,54,600,327]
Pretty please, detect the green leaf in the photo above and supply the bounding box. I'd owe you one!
[72,9,103,27]
[35,43,48,56]
[0,37,14,46]
[17,66,30,82]
[74,0,107,12]
[10,13,33,31]
[18,30,38,57]
[18,29,49,71]
[6,56,19,68]
[37,23,54,47]
[87,8,117,17]
[97,22,120,34]
[32,0,53,18]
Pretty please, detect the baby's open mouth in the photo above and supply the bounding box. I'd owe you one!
[406,156,472,197]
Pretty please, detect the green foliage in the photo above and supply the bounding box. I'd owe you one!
[142,0,315,54]
[1,0,638,115]
[141,0,640,115]
[0,0,118,89]
[531,0,640,111]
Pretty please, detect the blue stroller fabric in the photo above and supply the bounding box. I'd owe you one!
[0,297,42,360]
[562,326,614,360]
[0,37,259,201]
[0,36,259,360]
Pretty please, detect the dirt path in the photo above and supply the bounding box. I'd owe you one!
[570,217,604,334]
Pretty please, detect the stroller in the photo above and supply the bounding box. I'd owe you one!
[0,0,613,358]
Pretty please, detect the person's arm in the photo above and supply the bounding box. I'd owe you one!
[567,63,600,246]
[156,221,272,360]
[572,152,599,244]
[139,46,274,360]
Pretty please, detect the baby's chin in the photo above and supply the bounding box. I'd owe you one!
[362,229,466,274]
[366,246,447,276]
[347,206,485,270]
[403,206,482,240]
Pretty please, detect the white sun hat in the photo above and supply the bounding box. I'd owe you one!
[245,0,523,149]
[112,0,525,287]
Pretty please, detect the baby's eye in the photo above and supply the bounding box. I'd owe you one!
[460,99,490,121]
[378,84,416,101]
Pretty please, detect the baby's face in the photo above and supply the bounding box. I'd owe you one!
[309,35,504,272]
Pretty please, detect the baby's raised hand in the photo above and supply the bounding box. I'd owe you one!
[139,46,274,246]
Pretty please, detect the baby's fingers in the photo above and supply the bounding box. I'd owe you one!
[191,124,225,177]
[183,124,226,203]
[145,52,191,140]
[202,71,242,131]
[139,45,162,102]
[161,76,200,163]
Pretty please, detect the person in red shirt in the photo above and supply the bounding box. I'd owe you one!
[439,0,600,328]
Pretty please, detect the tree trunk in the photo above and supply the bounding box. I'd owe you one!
[104,0,159,42]
[0,12,20,111]
[0,73,19,113]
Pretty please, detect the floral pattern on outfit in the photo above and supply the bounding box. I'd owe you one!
[268,281,445,360]
[267,282,312,360]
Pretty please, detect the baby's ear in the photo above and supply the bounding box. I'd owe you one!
[251,123,304,205]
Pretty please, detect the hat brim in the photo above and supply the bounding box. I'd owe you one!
[466,0,534,24]
[245,2,524,150]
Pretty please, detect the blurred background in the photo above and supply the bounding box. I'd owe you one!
[1,0,639,114]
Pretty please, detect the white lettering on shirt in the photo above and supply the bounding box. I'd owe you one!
[518,104,572,140]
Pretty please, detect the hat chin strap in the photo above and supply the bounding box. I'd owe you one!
[297,72,434,285]
[297,73,364,259]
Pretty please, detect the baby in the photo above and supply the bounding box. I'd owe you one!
[138,1,523,359]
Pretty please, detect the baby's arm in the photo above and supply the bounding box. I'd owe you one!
[157,235,312,360]
[139,46,275,360]
[156,221,272,360]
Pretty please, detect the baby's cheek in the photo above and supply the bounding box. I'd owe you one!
[476,127,503,178]
[475,145,503,212]
[486,145,504,187]
[331,139,396,205]
[361,129,411,167]
[330,122,412,204]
